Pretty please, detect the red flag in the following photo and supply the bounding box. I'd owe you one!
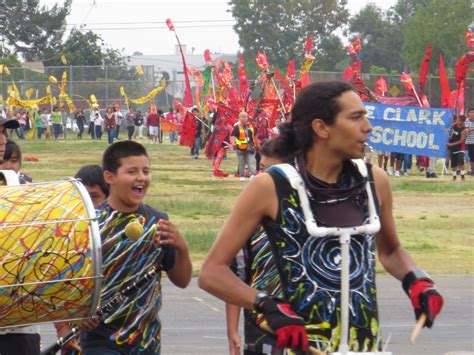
[351,60,362,80]
[449,85,465,115]
[439,54,451,108]
[286,59,295,80]
[299,72,311,88]
[273,69,291,93]
[179,111,197,147]
[353,36,361,53]
[342,66,354,81]
[420,95,430,108]
[204,49,212,64]
[166,18,193,107]
[347,44,357,56]
[374,77,387,96]
[455,52,474,84]
[466,28,474,48]
[238,53,250,102]
[165,18,174,31]
[304,37,313,53]
[400,73,415,92]
[418,45,432,92]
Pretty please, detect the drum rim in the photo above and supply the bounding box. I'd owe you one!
[68,177,103,318]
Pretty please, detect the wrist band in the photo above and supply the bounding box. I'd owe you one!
[402,268,432,295]
[253,291,269,311]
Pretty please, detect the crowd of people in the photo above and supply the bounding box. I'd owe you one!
[2,102,473,182]
[3,81,471,355]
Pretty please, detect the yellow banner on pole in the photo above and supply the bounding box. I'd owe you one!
[128,80,166,105]
[6,95,51,108]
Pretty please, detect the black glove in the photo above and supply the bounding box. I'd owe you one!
[402,269,444,328]
[255,296,308,351]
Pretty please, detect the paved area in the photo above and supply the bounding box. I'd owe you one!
[39,275,474,354]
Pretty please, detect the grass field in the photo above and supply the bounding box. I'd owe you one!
[13,137,474,275]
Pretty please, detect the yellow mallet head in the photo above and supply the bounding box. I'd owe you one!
[124,220,144,241]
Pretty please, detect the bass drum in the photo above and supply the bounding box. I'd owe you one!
[0,175,102,328]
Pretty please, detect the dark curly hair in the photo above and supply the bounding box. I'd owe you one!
[272,81,354,158]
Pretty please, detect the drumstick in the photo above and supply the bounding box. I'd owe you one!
[259,320,326,355]
[102,220,144,253]
[410,313,427,344]
[41,264,161,355]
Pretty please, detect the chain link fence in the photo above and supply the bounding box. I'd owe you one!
[1,65,472,113]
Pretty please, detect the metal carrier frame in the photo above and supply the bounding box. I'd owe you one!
[276,160,392,355]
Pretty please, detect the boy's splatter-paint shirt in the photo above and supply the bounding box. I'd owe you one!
[80,203,175,355]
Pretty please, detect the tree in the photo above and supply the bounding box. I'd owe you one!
[315,34,348,72]
[0,0,71,61]
[44,30,134,81]
[387,0,432,26]
[229,0,349,72]
[401,0,472,71]
[349,4,404,72]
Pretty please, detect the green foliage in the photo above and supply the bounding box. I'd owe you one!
[401,0,472,71]
[229,0,349,70]
[316,35,348,71]
[0,0,71,61]
[349,4,405,72]
[369,66,388,75]
[387,0,432,25]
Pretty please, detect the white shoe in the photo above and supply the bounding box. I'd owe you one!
[240,177,247,182]
[394,171,400,177]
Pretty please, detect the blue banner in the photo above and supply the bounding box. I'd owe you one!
[364,103,453,158]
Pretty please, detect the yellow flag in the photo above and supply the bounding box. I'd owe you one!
[49,76,58,84]
[136,65,144,76]
[60,54,68,65]
[0,64,3,74]
[6,95,51,109]
[90,94,97,104]
[119,86,126,96]
[52,97,57,105]
[3,66,10,76]
[45,85,51,95]
[61,71,67,91]
[25,88,34,99]
[128,80,166,105]
[299,54,316,78]
[59,91,75,111]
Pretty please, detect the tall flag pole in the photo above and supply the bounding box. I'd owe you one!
[166,18,193,107]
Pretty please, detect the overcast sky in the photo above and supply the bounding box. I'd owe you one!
[42,0,397,56]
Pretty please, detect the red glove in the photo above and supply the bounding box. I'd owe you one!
[255,296,308,351]
[403,270,444,328]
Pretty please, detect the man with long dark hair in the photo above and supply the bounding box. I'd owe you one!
[199,81,443,353]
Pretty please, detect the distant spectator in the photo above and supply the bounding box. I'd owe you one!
[75,164,109,208]
[447,115,467,181]
[75,109,86,139]
[465,107,474,175]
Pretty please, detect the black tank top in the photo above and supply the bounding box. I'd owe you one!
[258,158,381,352]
